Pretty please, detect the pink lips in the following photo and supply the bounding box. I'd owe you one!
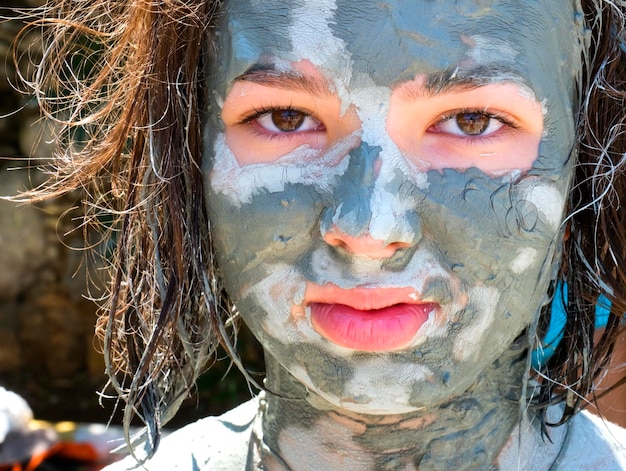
[304,284,436,351]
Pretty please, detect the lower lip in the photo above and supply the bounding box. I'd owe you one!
[310,303,434,351]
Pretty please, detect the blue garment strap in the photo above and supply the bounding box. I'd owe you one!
[531,282,611,370]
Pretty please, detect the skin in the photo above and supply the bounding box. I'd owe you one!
[203,0,585,468]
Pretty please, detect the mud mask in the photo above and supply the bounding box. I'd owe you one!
[204,0,584,413]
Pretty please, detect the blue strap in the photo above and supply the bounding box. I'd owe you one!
[531,282,610,370]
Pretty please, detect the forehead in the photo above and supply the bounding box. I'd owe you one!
[219,0,582,97]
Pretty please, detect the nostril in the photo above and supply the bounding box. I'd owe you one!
[323,233,347,249]
[386,240,412,251]
[323,225,409,259]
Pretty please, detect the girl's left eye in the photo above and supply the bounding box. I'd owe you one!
[255,109,324,133]
[430,111,509,137]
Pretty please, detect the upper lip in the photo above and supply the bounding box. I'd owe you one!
[303,282,434,311]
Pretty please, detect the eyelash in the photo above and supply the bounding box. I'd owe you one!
[238,106,519,141]
[243,105,320,125]
[434,108,519,130]
[425,109,521,148]
[238,105,319,139]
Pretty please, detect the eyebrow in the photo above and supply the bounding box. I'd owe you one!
[403,65,532,100]
[234,64,530,100]
[234,64,334,97]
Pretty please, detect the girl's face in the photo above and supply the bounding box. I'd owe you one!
[205,0,583,413]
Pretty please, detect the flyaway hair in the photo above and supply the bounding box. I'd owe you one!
[534,0,626,423]
[14,0,234,458]
[12,0,626,459]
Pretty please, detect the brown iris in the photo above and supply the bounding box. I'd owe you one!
[456,112,490,135]
[271,110,306,131]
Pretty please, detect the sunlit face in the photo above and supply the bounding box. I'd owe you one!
[204,0,583,413]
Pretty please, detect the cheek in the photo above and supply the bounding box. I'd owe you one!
[207,189,323,298]
[209,132,354,207]
[453,286,501,362]
[206,138,341,347]
[423,171,565,263]
[508,247,539,274]
[515,181,566,232]
[237,266,320,348]
[418,172,564,335]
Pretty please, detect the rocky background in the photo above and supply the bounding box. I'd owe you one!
[0,0,110,423]
[0,1,263,428]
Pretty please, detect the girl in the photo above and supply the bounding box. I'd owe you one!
[20,0,626,468]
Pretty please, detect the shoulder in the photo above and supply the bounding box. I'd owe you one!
[554,410,626,470]
[498,407,626,470]
[103,398,259,471]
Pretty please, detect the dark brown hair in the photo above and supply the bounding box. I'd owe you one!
[534,0,626,423]
[14,0,626,458]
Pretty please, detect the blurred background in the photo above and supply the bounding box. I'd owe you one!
[0,1,264,437]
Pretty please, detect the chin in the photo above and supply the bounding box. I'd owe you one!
[292,358,447,415]
[305,385,423,415]
[337,399,422,415]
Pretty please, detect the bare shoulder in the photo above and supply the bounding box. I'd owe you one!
[103,398,259,471]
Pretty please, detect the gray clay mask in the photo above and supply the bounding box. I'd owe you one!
[203,0,584,413]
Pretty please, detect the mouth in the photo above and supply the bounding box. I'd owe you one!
[304,283,438,351]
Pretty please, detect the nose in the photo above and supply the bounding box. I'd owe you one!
[323,227,412,259]
[320,141,422,259]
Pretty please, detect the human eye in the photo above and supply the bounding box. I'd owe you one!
[221,80,352,165]
[244,107,325,135]
[429,110,517,138]
[389,82,544,174]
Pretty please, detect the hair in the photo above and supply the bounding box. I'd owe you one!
[536,0,626,423]
[13,0,626,458]
[14,0,231,455]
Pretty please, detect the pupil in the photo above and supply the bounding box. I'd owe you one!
[456,113,489,135]
[272,110,305,131]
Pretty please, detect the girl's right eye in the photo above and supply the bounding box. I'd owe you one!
[221,81,352,165]
[251,109,325,134]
